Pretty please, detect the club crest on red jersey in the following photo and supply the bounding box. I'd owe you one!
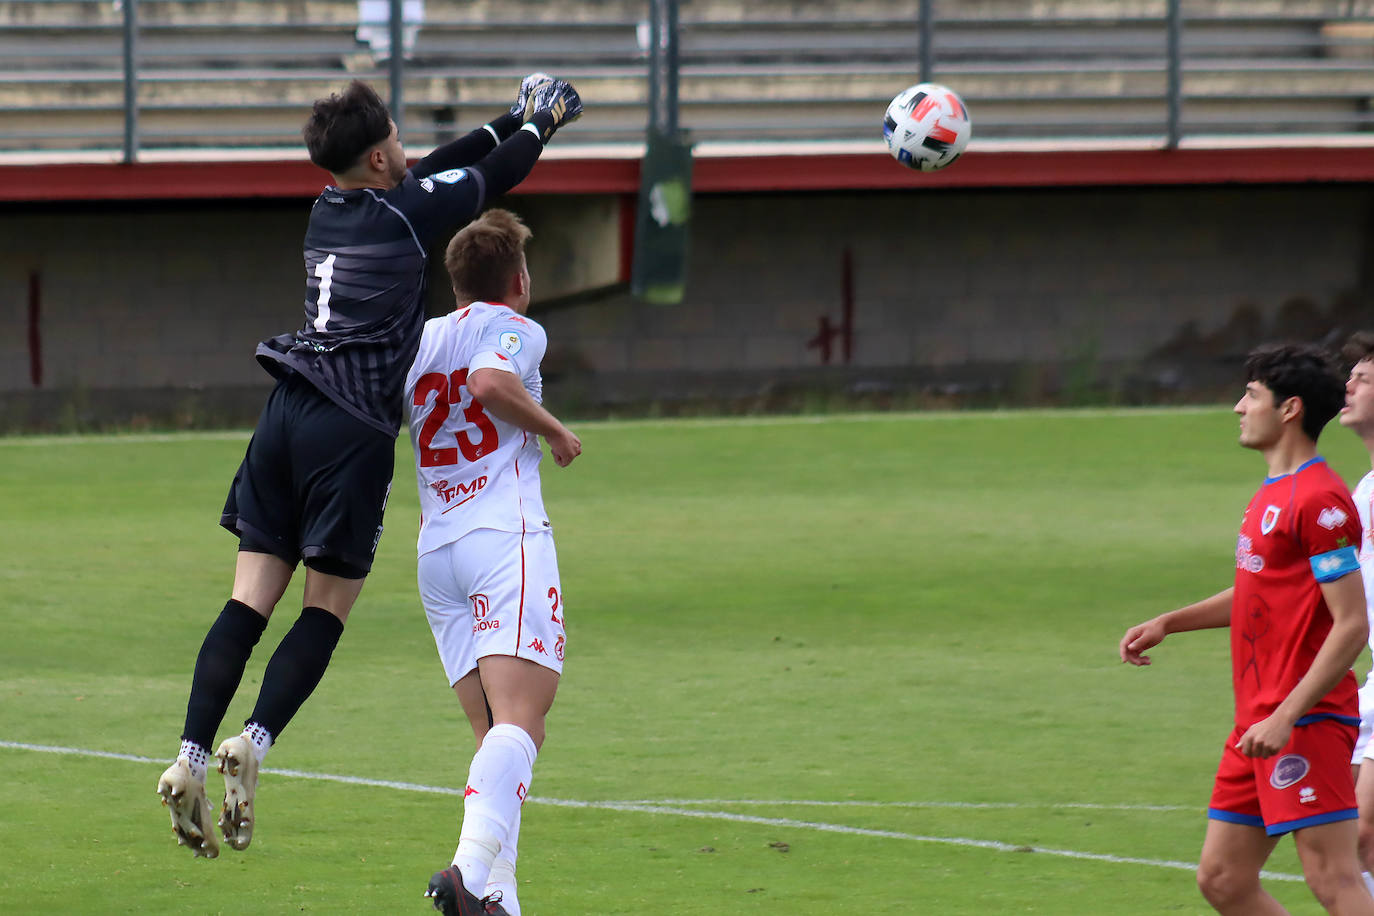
[1261,505,1282,535]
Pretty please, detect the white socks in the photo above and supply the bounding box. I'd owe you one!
[178,739,210,781]
[485,806,521,915]
[181,724,272,782]
[452,723,537,898]
[243,721,274,765]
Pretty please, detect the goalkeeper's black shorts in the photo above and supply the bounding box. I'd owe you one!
[220,371,393,579]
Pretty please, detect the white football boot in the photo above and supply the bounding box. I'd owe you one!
[215,734,259,850]
[156,757,220,858]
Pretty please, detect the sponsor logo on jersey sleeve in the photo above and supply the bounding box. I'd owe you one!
[1317,506,1349,529]
[500,331,523,356]
[431,168,468,184]
[1261,505,1281,535]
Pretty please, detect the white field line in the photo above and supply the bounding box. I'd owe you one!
[0,739,1300,882]
[601,798,1196,812]
[0,406,1228,447]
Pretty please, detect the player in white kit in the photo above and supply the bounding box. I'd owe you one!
[405,209,581,916]
[1341,331,1374,896]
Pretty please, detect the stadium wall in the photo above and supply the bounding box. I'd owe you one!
[2,178,1372,428]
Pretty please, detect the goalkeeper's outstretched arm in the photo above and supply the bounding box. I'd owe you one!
[411,73,555,179]
[443,78,585,200]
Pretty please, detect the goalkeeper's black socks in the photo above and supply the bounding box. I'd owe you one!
[182,598,268,751]
[246,606,344,738]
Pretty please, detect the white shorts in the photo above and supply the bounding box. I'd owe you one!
[417,527,566,686]
[1356,675,1374,764]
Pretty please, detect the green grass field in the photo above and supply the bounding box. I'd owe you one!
[2,409,1371,914]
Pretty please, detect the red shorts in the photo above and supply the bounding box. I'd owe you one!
[1208,717,1358,836]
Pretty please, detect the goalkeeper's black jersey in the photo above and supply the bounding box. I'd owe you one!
[256,128,543,437]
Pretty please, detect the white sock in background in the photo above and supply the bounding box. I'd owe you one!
[485,805,522,915]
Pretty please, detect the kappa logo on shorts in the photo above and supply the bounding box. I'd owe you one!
[526,637,547,656]
[1269,753,1310,790]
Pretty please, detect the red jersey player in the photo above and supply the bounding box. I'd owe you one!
[1121,343,1372,916]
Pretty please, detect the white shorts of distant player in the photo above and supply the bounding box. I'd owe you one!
[1356,675,1374,763]
[418,527,566,686]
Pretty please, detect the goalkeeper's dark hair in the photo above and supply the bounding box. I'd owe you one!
[1341,330,1374,368]
[446,209,533,304]
[1244,342,1344,442]
[302,80,392,174]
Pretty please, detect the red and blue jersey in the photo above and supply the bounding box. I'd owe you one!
[1231,457,1361,730]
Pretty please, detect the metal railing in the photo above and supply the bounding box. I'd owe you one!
[2,0,1373,161]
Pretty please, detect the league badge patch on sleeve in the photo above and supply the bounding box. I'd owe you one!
[500,331,523,356]
[430,168,468,184]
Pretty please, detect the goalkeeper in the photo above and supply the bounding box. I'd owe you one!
[155,75,583,860]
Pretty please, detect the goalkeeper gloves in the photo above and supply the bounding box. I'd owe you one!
[510,72,553,121]
[526,79,583,141]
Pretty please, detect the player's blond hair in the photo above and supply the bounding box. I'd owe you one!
[445,209,533,304]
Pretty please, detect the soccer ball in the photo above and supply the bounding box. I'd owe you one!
[883,82,971,172]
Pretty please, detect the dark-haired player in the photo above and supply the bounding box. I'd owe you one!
[1120,343,1373,915]
[156,76,583,859]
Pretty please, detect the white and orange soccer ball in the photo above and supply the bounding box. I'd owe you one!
[883,82,971,172]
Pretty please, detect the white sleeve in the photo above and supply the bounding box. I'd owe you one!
[469,315,547,376]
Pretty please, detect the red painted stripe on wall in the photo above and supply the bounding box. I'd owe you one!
[27,271,42,387]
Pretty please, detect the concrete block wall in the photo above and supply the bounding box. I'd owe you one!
[1,182,1371,428]
[1,203,300,395]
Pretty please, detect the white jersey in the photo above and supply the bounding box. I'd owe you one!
[1351,471,1374,764]
[1356,470,1374,654]
[405,301,551,557]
